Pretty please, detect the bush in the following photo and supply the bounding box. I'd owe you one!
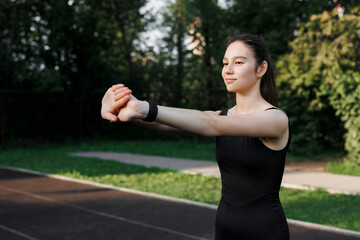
[276,7,360,163]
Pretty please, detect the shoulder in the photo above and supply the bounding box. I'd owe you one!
[264,107,288,119]
[263,107,289,132]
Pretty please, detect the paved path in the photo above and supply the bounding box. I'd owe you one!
[72,151,360,195]
[1,167,360,240]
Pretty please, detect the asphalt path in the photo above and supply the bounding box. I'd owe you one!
[0,168,359,240]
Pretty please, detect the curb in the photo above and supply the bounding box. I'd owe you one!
[1,166,217,210]
[287,219,360,238]
[2,166,360,238]
[71,151,360,196]
[281,183,360,195]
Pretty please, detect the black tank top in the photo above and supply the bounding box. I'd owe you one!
[215,108,291,240]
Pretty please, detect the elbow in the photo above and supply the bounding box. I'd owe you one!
[202,114,219,137]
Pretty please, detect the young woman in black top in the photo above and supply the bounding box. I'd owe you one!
[101,32,290,240]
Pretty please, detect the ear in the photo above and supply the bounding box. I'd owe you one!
[256,61,268,79]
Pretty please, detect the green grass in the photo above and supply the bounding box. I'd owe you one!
[5,138,346,163]
[0,143,221,203]
[326,161,360,176]
[286,148,345,162]
[86,140,357,177]
[80,139,218,161]
[0,141,359,231]
[7,139,217,161]
[281,188,360,231]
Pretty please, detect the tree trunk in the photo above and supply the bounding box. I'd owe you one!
[202,25,213,110]
[113,0,136,89]
[175,20,184,106]
[1,2,17,90]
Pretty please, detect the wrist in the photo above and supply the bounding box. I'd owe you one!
[142,99,158,122]
[137,100,149,120]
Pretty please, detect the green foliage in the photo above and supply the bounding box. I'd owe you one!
[0,0,147,95]
[2,0,359,145]
[182,0,230,110]
[228,0,343,61]
[277,7,360,163]
[328,73,360,164]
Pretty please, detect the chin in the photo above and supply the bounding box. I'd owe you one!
[226,86,237,92]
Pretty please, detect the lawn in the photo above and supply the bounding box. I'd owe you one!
[0,140,359,231]
[326,161,360,177]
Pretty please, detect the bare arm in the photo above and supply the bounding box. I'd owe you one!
[131,119,183,132]
[101,87,190,133]
[121,99,287,138]
[102,85,288,139]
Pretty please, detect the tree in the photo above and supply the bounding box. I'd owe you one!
[228,0,357,61]
[276,6,360,164]
[185,0,228,110]
[160,0,187,106]
[112,0,148,90]
[0,0,45,90]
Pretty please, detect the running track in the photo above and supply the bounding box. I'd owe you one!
[0,168,359,240]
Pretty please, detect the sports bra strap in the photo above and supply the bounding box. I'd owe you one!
[265,107,287,115]
[265,107,278,111]
[219,110,229,116]
[221,108,287,115]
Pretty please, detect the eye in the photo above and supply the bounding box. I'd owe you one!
[235,61,243,65]
[223,62,228,66]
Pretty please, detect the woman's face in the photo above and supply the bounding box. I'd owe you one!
[221,41,260,93]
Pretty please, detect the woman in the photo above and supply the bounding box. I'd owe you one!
[101,32,290,240]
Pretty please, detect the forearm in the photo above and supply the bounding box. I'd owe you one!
[114,90,288,139]
[120,98,217,136]
[131,119,183,132]
[155,106,217,136]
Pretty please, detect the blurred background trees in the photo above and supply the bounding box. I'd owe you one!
[0,0,359,164]
[277,6,360,164]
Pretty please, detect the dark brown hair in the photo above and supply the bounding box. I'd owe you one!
[225,31,277,106]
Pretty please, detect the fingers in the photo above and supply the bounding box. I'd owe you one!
[101,84,132,123]
[101,111,118,122]
[114,95,131,109]
[114,87,132,101]
[110,84,125,92]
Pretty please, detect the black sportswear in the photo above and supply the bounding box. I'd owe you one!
[215,108,290,240]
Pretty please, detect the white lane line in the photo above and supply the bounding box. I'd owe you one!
[0,224,40,240]
[2,166,217,210]
[4,167,359,237]
[0,185,209,240]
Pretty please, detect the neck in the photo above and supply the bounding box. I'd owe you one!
[232,81,269,114]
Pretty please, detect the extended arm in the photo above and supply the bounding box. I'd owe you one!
[131,119,183,133]
[129,101,287,138]
[101,85,288,138]
[101,87,184,132]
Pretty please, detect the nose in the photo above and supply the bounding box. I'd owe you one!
[225,63,234,74]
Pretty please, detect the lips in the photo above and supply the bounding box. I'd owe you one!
[225,78,236,84]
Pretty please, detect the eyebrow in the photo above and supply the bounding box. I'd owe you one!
[223,56,248,61]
